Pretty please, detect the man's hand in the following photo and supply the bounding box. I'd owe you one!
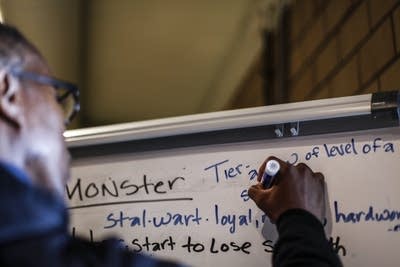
[248,156,325,223]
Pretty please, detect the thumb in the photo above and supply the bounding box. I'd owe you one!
[256,161,267,182]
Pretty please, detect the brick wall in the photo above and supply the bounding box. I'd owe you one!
[289,0,400,102]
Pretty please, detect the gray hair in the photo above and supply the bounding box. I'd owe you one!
[0,23,42,71]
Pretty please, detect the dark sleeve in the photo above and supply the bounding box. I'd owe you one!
[63,237,188,267]
[273,209,343,267]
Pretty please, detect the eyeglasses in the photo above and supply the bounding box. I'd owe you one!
[10,69,80,125]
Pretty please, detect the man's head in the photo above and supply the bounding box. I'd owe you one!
[0,24,78,195]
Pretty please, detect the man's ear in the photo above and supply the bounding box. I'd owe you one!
[0,70,23,129]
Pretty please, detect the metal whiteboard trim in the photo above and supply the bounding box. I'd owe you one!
[65,94,372,148]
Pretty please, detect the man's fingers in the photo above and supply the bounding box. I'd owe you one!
[314,172,324,181]
[248,184,266,203]
[248,184,272,214]
[296,162,313,173]
[315,172,326,193]
[248,184,261,198]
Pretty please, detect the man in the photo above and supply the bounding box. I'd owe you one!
[0,23,183,267]
[0,23,340,266]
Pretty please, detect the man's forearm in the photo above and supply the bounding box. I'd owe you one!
[273,209,343,267]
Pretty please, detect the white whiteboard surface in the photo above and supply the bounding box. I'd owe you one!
[67,127,400,267]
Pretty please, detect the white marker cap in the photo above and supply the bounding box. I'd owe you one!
[265,160,280,176]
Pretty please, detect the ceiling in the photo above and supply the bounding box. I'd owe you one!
[1,0,273,127]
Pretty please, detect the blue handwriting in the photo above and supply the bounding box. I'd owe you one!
[334,201,400,232]
[104,208,202,229]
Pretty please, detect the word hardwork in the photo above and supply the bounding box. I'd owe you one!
[66,175,185,202]
[334,201,400,224]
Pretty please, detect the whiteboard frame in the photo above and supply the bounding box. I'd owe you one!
[66,94,373,147]
[65,91,399,158]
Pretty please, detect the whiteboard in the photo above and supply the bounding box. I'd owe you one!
[66,127,400,267]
